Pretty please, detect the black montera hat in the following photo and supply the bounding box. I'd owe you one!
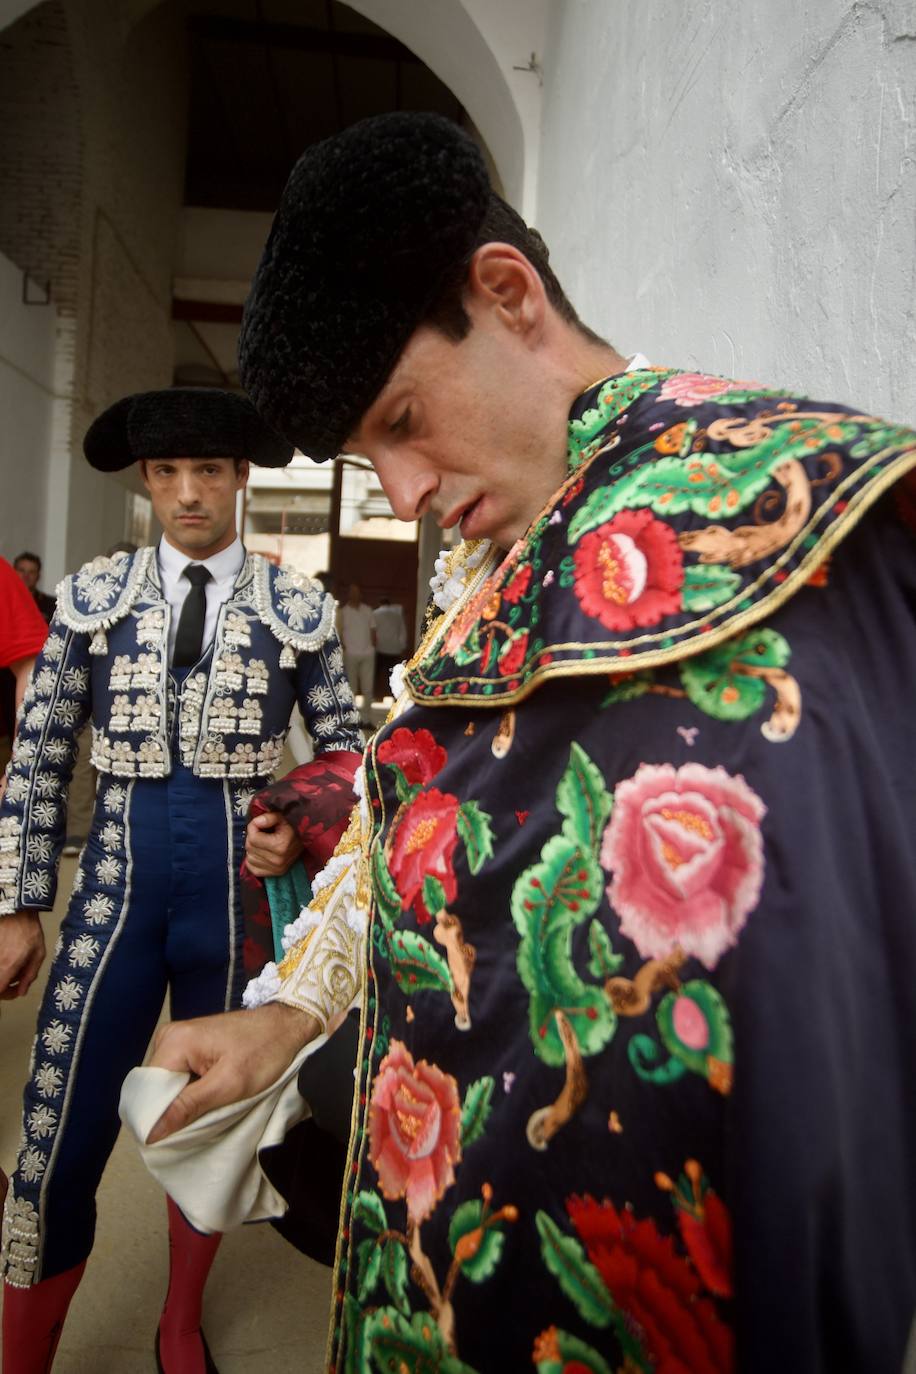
[238,111,492,462]
[83,388,294,471]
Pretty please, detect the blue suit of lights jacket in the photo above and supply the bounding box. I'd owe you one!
[0,546,362,916]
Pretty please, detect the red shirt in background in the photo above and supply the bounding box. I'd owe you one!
[0,556,47,668]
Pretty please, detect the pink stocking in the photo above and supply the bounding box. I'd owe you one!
[157,1197,221,1374]
[2,1261,86,1374]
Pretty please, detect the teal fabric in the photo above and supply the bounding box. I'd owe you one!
[265,865,314,963]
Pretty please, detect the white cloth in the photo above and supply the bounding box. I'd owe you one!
[626,352,652,371]
[118,1030,330,1234]
[158,535,245,663]
[371,603,407,656]
[339,602,374,655]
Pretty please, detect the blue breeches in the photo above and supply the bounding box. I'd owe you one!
[3,766,249,1286]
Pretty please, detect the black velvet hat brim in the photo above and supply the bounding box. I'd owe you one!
[83,388,294,471]
[238,112,491,462]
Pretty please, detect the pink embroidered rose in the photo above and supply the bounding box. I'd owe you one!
[387,787,460,924]
[659,372,762,407]
[368,1040,461,1224]
[601,762,766,969]
[573,509,683,632]
[376,727,447,786]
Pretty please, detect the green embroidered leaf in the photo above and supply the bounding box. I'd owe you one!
[372,845,402,929]
[352,1189,387,1235]
[448,1199,508,1282]
[341,1293,370,1374]
[587,919,624,979]
[533,1328,615,1374]
[657,980,734,1076]
[378,1238,410,1314]
[566,373,665,466]
[452,630,482,667]
[356,1236,383,1302]
[600,670,654,706]
[388,928,453,996]
[679,627,790,722]
[628,1033,688,1085]
[568,418,834,541]
[536,1211,613,1329]
[556,743,613,852]
[390,764,421,806]
[566,482,630,542]
[680,563,742,613]
[849,422,915,459]
[512,834,614,1066]
[366,1308,478,1374]
[421,874,447,918]
[727,626,791,669]
[456,801,495,875]
[460,1076,495,1149]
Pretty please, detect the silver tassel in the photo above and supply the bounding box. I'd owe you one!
[89,630,107,655]
[279,643,297,669]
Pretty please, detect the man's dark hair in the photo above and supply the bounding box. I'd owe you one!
[14,552,41,572]
[422,196,607,348]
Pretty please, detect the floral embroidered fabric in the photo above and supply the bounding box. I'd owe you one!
[318,373,916,1373]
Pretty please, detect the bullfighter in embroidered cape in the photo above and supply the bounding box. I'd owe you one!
[0,387,362,1374]
[143,114,916,1373]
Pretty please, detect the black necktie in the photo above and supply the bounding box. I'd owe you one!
[173,564,212,667]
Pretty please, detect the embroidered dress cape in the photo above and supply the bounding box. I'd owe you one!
[262,371,916,1373]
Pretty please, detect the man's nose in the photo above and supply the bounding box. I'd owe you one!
[175,471,201,505]
[374,450,437,523]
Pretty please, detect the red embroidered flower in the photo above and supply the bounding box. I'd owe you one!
[676,1194,732,1299]
[376,726,447,786]
[567,1195,733,1374]
[387,788,460,924]
[600,762,765,969]
[368,1040,461,1225]
[497,630,529,677]
[562,474,586,506]
[502,564,533,604]
[573,509,683,632]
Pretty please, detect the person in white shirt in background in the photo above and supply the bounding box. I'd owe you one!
[370,596,408,699]
[337,583,375,719]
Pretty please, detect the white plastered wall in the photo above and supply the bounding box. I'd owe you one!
[343,0,547,217]
[537,0,916,421]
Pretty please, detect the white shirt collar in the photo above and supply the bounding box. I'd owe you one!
[157,534,245,585]
[625,352,652,371]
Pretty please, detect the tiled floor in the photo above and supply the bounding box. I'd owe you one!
[0,857,332,1372]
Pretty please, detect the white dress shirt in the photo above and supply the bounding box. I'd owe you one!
[158,535,246,664]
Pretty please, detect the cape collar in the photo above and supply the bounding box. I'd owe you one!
[405,368,916,707]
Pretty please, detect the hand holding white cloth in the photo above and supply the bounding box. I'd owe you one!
[119,1032,330,1234]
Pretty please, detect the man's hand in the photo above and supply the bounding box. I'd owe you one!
[244,810,304,877]
[0,911,45,999]
[146,1001,320,1143]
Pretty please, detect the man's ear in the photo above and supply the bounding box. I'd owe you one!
[138,459,150,492]
[466,242,546,338]
[235,458,250,490]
